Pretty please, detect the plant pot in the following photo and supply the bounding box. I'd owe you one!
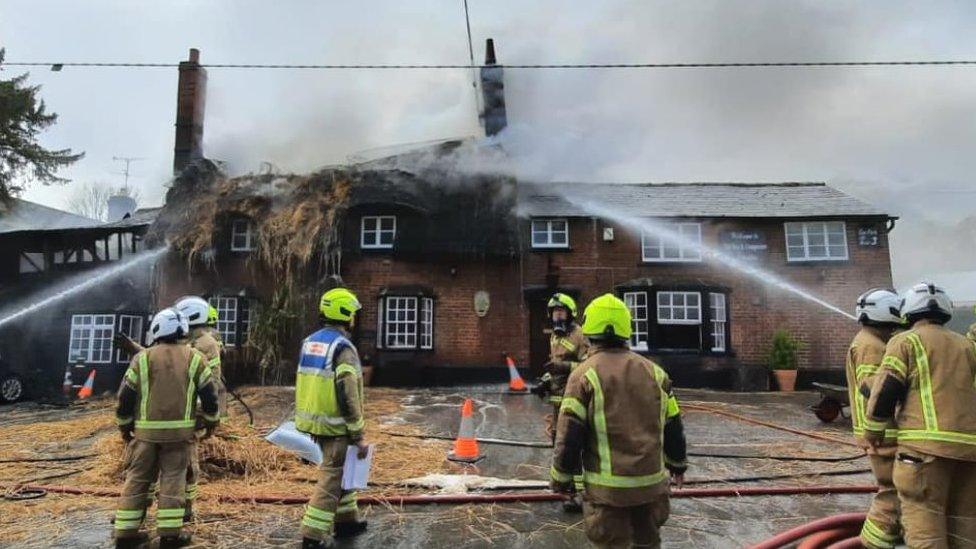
[361,365,374,387]
[773,369,797,392]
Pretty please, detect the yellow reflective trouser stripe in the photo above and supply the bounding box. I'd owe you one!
[558,338,576,352]
[114,509,144,528]
[114,520,143,530]
[302,505,335,531]
[907,334,939,431]
[898,429,976,445]
[881,355,907,379]
[550,466,572,482]
[185,484,198,500]
[157,508,184,518]
[157,508,185,529]
[584,369,612,476]
[337,492,358,513]
[666,395,680,419]
[861,518,898,548]
[560,397,587,421]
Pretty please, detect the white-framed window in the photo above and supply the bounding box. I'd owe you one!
[361,215,396,249]
[623,291,649,351]
[641,223,702,262]
[384,296,417,349]
[68,314,115,363]
[657,292,701,325]
[231,219,257,251]
[420,297,434,350]
[784,221,848,262]
[116,315,145,362]
[709,293,727,352]
[209,297,239,346]
[531,219,569,249]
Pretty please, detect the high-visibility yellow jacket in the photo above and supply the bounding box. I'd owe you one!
[294,325,365,439]
[845,326,897,449]
[116,342,218,442]
[547,323,590,404]
[866,320,976,461]
[551,346,686,506]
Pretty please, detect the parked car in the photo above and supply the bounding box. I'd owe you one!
[0,357,25,404]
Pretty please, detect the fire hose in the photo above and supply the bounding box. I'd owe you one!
[2,483,877,505]
[682,403,860,448]
[748,512,867,549]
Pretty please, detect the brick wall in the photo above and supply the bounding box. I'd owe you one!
[520,216,893,375]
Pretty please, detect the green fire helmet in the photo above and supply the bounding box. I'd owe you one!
[319,287,362,323]
[581,293,632,340]
[547,293,578,317]
[207,305,219,326]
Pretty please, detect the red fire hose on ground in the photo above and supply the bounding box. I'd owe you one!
[748,512,866,549]
[3,482,877,505]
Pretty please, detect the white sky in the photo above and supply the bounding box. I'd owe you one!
[3,0,975,285]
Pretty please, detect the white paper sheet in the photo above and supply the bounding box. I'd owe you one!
[341,444,375,490]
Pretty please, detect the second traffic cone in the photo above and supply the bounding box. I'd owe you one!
[77,370,96,399]
[506,355,527,392]
[447,398,484,463]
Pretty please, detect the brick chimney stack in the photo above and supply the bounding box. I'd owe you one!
[173,48,207,174]
[480,39,507,137]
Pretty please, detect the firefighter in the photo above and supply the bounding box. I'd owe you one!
[174,296,227,521]
[206,304,225,348]
[551,294,687,549]
[846,288,903,549]
[544,292,590,512]
[113,308,219,549]
[864,282,976,548]
[296,287,369,549]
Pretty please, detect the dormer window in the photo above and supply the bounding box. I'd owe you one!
[361,215,396,249]
[231,219,257,252]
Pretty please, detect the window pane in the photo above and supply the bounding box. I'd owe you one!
[379,232,394,245]
[551,232,566,244]
[380,217,395,231]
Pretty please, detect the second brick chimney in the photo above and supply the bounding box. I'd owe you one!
[480,39,507,137]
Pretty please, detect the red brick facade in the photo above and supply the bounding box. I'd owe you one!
[155,207,893,389]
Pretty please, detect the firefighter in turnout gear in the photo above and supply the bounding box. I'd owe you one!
[113,308,219,549]
[551,294,687,549]
[544,292,590,512]
[865,282,976,548]
[296,287,369,549]
[847,288,904,549]
[174,296,227,521]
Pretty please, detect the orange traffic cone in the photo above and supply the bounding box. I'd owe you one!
[506,355,527,392]
[447,398,484,463]
[77,370,96,399]
[62,366,74,397]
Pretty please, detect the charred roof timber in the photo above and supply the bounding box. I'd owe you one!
[173,48,207,175]
[480,39,507,137]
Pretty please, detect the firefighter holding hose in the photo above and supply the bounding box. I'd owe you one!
[846,288,904,549]
[551,294,687,548]
[864,282,976,548]
[544,292,590,512]
[295,287,369,549]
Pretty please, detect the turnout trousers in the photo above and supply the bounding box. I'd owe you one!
[582,497,670,549]
[300,438,361,541]
[113,440,191,539]
[893,451,976,549]
[860,451,902,548]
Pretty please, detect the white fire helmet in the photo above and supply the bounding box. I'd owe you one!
[854,288,902,325]
[174,296,210,327]
[148,308,188,343]
[900,282,954,321]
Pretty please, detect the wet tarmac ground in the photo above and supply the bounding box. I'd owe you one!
[1,387,877,548]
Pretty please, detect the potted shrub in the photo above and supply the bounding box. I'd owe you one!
[767,329,802,391]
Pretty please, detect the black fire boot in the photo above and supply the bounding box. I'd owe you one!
[562,493,583,513]
[334,520,368,538]
[158,533,193,548]
[114,532,148,549]
[302,537,335,549]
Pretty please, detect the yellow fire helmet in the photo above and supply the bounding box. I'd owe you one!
[547,292,578,317]
[319,287,362,323]
[207,305,219,326]
[581,293,632,340]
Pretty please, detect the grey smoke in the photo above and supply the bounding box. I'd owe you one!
[6,1,975,287]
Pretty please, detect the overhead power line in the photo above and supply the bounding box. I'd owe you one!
[3,59,976,70]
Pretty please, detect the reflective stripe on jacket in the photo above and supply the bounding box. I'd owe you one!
[294,327,364,437]
[547,324,590,404]
[866,321,976,461]
[845,327,897,447]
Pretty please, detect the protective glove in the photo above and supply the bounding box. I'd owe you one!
[550,479,574,494]
[120,427,134,443]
